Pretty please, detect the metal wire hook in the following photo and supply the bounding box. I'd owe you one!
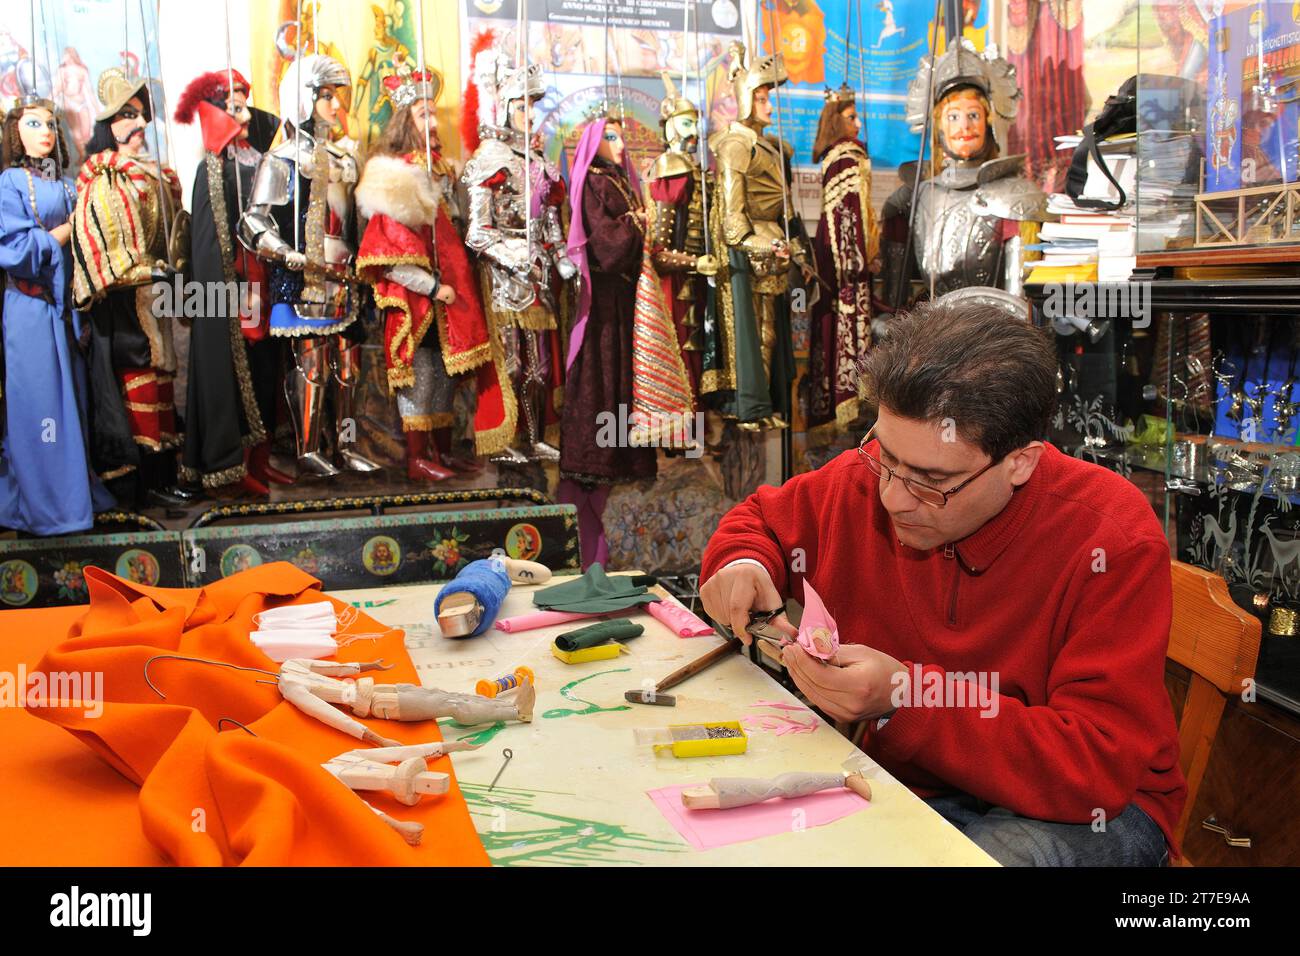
[217,717,258,736]
[142,654,279,700]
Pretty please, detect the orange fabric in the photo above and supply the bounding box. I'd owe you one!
[19,562,489,867]
[0,604,165,866]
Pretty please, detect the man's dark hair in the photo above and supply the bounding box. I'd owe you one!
[862,299,1057,461]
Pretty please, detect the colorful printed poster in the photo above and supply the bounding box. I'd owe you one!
[463,0,742,179]
[756,0,946,169]
[1,0,166,171]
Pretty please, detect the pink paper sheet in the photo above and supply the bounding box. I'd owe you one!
[646,784,868,850]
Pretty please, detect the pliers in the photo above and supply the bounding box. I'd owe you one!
[744,608,791,647]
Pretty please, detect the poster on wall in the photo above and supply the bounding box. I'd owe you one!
[754,0,948,170]
[1,0,166,171]
[461,0,744,178]
[246,0,462,160]
[1204,0,1300,194]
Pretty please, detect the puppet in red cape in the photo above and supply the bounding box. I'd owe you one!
[357,66,492,479]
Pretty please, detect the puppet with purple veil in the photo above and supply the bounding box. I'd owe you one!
[557,114,655,569]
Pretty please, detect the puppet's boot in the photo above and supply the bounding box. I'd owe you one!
[405,431,453,482]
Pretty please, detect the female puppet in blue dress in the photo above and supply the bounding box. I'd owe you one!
[0,97,113,534]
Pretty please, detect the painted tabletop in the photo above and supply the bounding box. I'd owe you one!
[331,575,998,867]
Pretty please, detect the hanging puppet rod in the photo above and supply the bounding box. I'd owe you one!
[763,0,792,248]
[892,0,945,313]
[692,0,711,263]
[133,0,174,270]
[223,0,243,214]
[413,0,439,273]
[293,0,303,253]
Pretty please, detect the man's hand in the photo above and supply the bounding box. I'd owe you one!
[782,642,907,723]
[700,563,796,646]
[435,284,456,305]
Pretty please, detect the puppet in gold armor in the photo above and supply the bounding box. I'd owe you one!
[705,42,805,429]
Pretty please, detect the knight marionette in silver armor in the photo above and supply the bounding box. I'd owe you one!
[880,41,1046,307]
[461,47,576,464]
[238,53,379,478]
[706,42,806,429]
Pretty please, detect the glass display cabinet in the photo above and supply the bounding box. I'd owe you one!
[1029,4,1300,863]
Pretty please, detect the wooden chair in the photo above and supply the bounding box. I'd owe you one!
[1167,560,1262,860]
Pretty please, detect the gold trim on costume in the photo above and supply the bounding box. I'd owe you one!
[204,151,268,447]
[473,269,520,456]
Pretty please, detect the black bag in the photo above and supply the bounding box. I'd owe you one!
[1065,76,1138,210]
[1066,74,1200,210]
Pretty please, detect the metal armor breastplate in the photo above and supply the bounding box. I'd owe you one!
[913,179,1000,298]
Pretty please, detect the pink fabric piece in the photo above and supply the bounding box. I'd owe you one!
[646,784,868,850]
[741,700,820,736]
[646,599,715,637]
[741,713,819,736]
[494,609,606,633]
[796,580,839,661]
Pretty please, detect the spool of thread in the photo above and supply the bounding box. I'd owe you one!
[476,666,535,699]
[433,558,513,638]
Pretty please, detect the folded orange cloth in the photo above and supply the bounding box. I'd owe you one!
[26,562,489,867]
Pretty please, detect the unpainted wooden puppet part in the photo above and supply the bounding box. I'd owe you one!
[278,659,536,746]
[680,771,873,810]
[323,740,482,845]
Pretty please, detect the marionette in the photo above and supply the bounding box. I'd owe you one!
[71,67,191,509]
[707,41,805,430]
[643,72,716,404]
[556,114,654,568]
[356,66,491,481]
[807,83,877,432]
[0,96,114,533]
[174,69,287,495]
[461,34,577,463]
[238,53,380,478]
[879,41,1045,306]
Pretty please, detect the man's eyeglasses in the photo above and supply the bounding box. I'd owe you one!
[857,425,1001,508]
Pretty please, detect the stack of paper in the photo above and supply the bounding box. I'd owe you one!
[1027,134,1138,285]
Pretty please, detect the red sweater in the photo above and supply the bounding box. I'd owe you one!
[701,441,1186,854]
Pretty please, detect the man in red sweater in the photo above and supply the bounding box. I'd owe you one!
[700,300,1185,866]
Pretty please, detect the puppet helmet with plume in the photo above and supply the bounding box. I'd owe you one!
[728,41,787,124]
[174,69,250,126]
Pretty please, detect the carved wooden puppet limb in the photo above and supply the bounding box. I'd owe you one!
[277,658,402,746]
[323,740,484,846]
[358,679,536,725]
[681,771,873,809]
